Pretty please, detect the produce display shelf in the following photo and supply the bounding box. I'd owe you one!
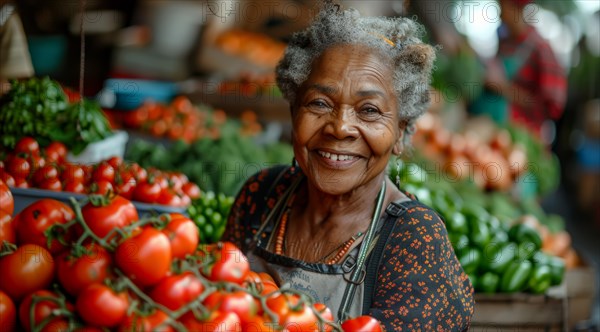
[10,187,187,217]
[471,283,568,331]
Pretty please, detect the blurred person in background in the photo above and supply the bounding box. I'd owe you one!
[471,0,567,143]
[0,0,34,93]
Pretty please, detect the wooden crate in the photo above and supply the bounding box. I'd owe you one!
[566,263,598,330]
[471,283,568,331]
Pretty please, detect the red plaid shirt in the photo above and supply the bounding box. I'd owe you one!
[499,26,567,135]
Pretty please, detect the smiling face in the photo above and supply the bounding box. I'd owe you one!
[292,44,402,196]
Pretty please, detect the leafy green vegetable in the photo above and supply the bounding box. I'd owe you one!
[0,77,113,153]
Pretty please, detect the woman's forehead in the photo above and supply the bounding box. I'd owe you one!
[306,45,393,90]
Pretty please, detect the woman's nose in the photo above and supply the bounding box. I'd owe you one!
[323,107,360,140]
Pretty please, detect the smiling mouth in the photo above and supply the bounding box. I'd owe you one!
[317,150,357,162]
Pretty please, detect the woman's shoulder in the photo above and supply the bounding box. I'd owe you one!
[239,165,295,196]
[384,198,449,242]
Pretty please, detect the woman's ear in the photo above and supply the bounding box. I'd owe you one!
[392,129,404,156]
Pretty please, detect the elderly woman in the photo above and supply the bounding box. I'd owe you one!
[223,2,474,330]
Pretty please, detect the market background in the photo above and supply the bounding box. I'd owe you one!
[1,0,599,331]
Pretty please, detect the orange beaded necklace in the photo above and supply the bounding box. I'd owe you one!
[273,194,365,264]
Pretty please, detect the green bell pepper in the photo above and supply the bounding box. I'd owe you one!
[508,223,542,250]
[500,260,533,293]
[516,242,538,262]
[469,219,491,249]
[478,272,500,294]
[528,264,552,294]
[446,211,469,235]
[482,242,516,274]
[448,233,470,256]
[547,255,566,286]
[458,247,482,275]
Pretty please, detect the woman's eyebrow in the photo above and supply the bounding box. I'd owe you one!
[307,83,338,95]
[356,89,385,97]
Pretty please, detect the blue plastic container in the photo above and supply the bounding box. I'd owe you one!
[103,79,179,110]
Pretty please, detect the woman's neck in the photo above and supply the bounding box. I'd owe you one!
[296,173,391,230]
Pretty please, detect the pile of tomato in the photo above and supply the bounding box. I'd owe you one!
[0,184,382,331]
[119,96,263,142]
[0,137,201,207]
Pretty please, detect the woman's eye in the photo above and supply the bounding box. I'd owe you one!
[308,100,329,109]
[360,106,382,118]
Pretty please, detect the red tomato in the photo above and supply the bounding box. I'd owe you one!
[114,171,136,200]
[44,142,68,163]
[0,179,13,215]
[149,272,204,310]
[265,293,300,323]
[14,199,74,254]
[179,194,191,207]
[76,284,128,328]
[88,180,114,195]
[180,311,241,332]
[128,163,147,183]
[203,242,250,284]
[203,291,258,325]
[38,178,63,192]
[166,172,186,192]
[340,315,383,332]
[61,164,85,183]
[242,315,274,332]
[155,175,169,190]
[132,181,161,203]
[18,290,71,332]
[6,155,31,179]
[106,156,123,170]
[122,104,149,128]
[280,303,319,332]
[27,154,46,173]
[14,137,40,156]
[13,176,29,188]
[118,310,174,332]
[171,96,193,113]
[33,164,60,185]
[35,319,70,332]
[163,213,199,259]
[259,281,279,296]
[62,180,86,194]
[92,162,115,183]
[81,164,94,184]
[57,244,112,296]
[81,195,138,239]
[314,303,334,332]
[0,291,16,332]
[0,171,16,187]
[115,228,172,287]
[157,189,183,207]
[181,182,201,200]
[0,211,15,244]
[0,244,54,301]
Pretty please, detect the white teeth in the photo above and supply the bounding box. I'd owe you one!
[318,150,354,162]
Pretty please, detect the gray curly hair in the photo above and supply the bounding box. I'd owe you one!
[276,1,436,147]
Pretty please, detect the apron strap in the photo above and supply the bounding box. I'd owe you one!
[337,181,387,322]
[361,199,425,315]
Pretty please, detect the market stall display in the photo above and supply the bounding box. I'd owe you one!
[391,159,573,295]
[126,132,293,197]
[0,193,382,331]
[412,112,561,197]
[0,137,201,211]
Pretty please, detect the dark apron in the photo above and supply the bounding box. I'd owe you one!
[243,175,413,322]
